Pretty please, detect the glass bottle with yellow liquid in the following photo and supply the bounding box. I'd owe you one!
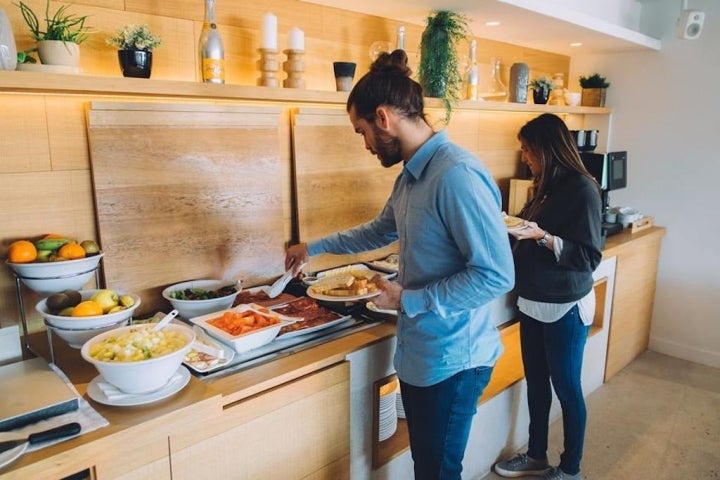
[199,0,225,83]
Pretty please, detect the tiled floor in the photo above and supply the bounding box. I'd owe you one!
[481,351,720,479]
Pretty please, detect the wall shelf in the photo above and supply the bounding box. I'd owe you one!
[0,71,611,115]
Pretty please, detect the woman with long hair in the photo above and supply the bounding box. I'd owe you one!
[494,113,603,480]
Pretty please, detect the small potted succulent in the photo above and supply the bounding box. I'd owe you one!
[579,73,610,107]
[15,0,91,67]
[107,24,161,78]
[529,76,554,105]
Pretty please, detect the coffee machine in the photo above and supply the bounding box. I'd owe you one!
[570,130,627,237]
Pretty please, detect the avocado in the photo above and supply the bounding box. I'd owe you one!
[46,293,70,312]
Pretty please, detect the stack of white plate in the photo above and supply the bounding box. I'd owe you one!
[378,379,398,441]
[396,389,406,419]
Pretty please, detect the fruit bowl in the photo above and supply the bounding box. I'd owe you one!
[6,253,104,296]
[36,289,141,330]
[162,279,240,319]
[47,317,130,349]
[81,323,195,394]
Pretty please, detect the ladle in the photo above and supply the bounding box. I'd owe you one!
[152,309,179,332]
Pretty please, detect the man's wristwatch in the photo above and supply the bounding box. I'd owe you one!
[536,232,551,247]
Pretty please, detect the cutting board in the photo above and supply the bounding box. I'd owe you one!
[292,107,401,241]
[87,102,286,315]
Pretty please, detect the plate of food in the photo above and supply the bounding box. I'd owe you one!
[306,271,381,302]
[183,326,235,373]
[365,254,399,274]
[234,286,297,308]
[503,213,527,231]
[272,297,352,338]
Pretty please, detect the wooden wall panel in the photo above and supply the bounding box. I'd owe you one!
[0,95,50,173]
[46,96,91,170]
[86,102,286,315]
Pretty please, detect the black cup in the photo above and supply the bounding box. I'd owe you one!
[333,61,356,91]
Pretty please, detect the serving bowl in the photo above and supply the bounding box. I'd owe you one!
[162,279,240,319]
[189,305,293,353]
[6,253,104,296]
[47,317,130,349]
[36,289,142,330]
[81,323,195,394]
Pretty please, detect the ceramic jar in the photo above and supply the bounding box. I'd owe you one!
[508,63,529,103]
[0,7,17,71]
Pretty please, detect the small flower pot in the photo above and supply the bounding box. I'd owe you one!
[37,40,80,66]
[532,88,550,105]
[118,50,153,78]
[581,87,606,107]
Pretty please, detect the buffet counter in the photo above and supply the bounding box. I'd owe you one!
[0,227,665,480]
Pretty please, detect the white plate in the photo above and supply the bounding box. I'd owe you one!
[276,315,352,339]
[86,366,191,407]
[183,335,235,373]
[0,444,27,470]
[307,289,381,303]
[366,301,397,315]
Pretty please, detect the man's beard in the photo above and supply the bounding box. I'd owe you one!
[372,124,403,168]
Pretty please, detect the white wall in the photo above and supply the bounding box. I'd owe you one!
[570,0,720,368]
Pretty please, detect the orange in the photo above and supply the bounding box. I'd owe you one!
[8,240,37,263]
[71,300,103,317]
[57,242,86,260]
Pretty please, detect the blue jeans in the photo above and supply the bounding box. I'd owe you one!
[520,305,589,475]
[400,366,493,480]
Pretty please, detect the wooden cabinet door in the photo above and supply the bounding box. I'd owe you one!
[170,362,350,480]
[605,232,663,380]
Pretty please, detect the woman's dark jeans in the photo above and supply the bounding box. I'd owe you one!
[400,365,493,480]
[520,305,589,475]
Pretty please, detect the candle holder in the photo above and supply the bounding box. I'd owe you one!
[282,49,305,89]
[257,48,280,87]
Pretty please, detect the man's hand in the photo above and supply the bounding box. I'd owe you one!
[285,243,309,275]
[372,274,403,311]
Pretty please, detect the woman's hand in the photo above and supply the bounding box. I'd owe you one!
[508,220,545,242]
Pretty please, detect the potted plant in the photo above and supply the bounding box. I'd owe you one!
[15,0,91,67]
[418,10,469,123]
[529,76,554,105]
[579,73,610,107]
[107,24,161,78]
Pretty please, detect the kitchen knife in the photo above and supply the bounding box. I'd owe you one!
[0,422,81,454]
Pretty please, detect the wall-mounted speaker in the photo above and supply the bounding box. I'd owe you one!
[676,9,705,40]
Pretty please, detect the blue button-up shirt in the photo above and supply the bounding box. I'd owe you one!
[309,130,514,386]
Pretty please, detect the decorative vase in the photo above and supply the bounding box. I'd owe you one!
[581,87,606,107]
[508,63,529,103]
[0,7,17,71]
[533,88,550,105]
[118,50,153,78]
[37,40,80,66]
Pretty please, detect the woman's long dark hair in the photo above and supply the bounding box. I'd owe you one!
[347,49,427,124]
[519,113,599,220]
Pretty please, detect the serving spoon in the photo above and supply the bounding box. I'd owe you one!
[152,309,179,332]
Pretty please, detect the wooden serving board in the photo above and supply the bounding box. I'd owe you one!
[292,107,402,241]
[87,102,285,315]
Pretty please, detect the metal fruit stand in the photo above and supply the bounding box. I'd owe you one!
[10,262,102,363]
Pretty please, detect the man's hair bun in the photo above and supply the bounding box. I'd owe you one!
[370,49,412,78]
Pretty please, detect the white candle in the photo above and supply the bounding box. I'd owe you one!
[288,27,304,51]
[261,12,277,50]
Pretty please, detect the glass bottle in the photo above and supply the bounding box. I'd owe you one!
[199,0,225,84]
[488,58,507,100]
[466,39,479,100]
[396,25,405,51]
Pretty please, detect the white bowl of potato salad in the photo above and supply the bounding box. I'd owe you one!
[81,323,195,394]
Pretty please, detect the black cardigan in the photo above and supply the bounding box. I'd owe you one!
[513,173,603,303]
